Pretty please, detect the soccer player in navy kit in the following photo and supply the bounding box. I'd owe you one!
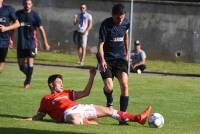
[16,0,50,88]
[97,4,130,125]
[0,0,20,72]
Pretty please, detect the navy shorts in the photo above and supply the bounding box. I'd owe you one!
[0,48,8,63]
[17,48,36,58]
[100,59,128,80]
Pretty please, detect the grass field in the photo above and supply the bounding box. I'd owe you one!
[0,63,200,134]
[6,49,200,75]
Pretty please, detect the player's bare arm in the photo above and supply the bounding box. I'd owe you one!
[98,41,107,72]
[83,19,92,35]
[132,58,146,69]
[124,31,129,61]
[0,20,20,32]
[73,68,96,100]
[73,15,78,26]
[25,112,46,121]
[38,26,50,50]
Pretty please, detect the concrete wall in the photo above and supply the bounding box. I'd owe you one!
[5,0,200,63]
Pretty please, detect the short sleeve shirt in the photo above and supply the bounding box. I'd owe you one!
[16,10,41,49]
[38,90,79,123]
[131,49,146,64]
[0,5,17,48]
[99,17,130,61]
[74,11,92,33]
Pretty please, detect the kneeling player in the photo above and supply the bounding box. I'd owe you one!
[26,68,152,125]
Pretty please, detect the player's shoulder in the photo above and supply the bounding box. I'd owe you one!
[122,18,130,26]
[16,9,24,14]
[2,5,15,11]
[31,10,39,16]
[101,17,113,25]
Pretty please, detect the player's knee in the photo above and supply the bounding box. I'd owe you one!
[104,83,113,92]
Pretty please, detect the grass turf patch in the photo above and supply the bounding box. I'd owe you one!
[7,49,200,75]
[0,64,200,134]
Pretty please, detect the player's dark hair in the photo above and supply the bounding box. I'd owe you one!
[112,3,126,15]
[48,74,63,85]
[80,3,87,7]
[22,0,32,5]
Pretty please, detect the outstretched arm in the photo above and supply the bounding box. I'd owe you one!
[25,112,46,121]
[73,68,96,100]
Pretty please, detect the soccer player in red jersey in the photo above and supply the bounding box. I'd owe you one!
[26,68,152,125]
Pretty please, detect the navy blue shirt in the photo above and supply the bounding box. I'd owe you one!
[99,17,130,61]
[0,5,17,48]
[16,10,41,49]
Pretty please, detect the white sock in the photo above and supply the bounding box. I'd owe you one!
[111,110,121,121]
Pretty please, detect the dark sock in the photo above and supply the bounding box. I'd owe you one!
[120,96,129,112]
[25,66,33,84]
[19,64,28,75]
[104,90,113,107]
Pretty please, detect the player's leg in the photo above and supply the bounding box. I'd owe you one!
[24,57,34,88]
[0,62,5,73]
[115,59,129,112]
[94,105,152,125]
[100,65,114,108]
[80,34,88,65]
[17,49,28,75]
[0,48,8,73]
[103,78,114,107]
[116,72,129,112]
[77,47,82,63]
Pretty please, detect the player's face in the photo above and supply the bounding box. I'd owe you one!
[80,4,87,13]
[24,0,33,12]
[113,14,125,25]
[135,45,141,51]
[52,78,64,92]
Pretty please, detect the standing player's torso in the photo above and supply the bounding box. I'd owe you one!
[0,5,15,47]
[16,10,40,49]
[103,17,129,61]
[41,91,78,122]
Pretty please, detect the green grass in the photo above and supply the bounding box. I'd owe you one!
[0,64,200,134]
[7,49,200,75]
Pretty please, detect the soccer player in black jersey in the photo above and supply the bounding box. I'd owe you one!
[97,4,130,125]
[0,0,20,72]
[16,0,50,88]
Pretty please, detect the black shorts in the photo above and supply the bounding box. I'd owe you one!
[100,59,128,80]
[0,48,8,63]
[17,48,36,58]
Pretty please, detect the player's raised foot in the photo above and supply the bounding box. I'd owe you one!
[138,105,152,125]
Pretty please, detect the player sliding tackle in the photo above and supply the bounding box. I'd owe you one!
[26,68,152,125]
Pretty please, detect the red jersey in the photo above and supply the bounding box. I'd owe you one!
[38,90,79,122]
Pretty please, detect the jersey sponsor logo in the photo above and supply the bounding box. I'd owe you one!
[112,37,124,42]
[0,17,7,23]
[20,22,31,27]
[52,96,69,104]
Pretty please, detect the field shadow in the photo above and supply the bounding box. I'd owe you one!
[0,127,96,134]
[144,71,200,78]
[0,114,53,123]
